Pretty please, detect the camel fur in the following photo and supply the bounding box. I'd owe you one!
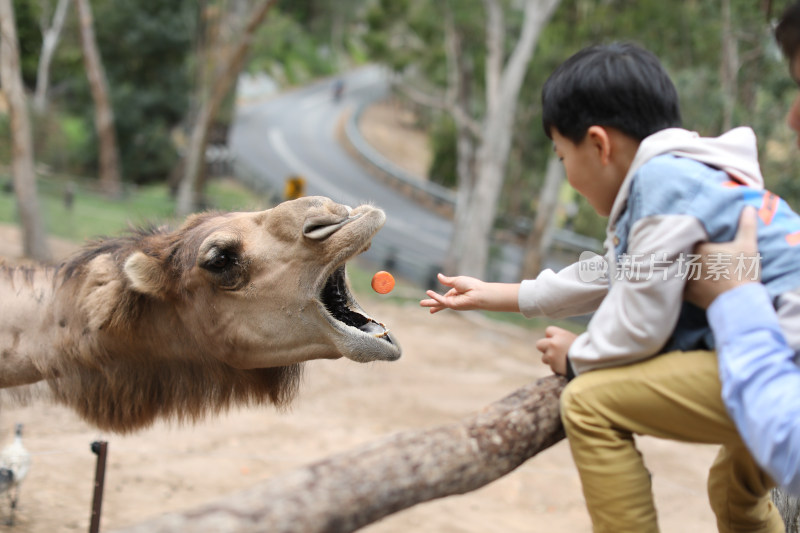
[0,196,400,432]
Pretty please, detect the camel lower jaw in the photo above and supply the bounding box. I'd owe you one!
[317,266,401,362]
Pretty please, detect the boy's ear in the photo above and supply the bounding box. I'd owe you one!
[586,125,612,165]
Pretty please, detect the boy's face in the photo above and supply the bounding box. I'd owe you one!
[788,52,800,149]
[551,128,622,217]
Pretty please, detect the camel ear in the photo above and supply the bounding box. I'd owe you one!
[124,251,167,297]
[81,255,126,330]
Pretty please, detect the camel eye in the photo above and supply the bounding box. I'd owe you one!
[203,250,235,273]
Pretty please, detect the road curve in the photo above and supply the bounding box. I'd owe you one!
[230,66,452,287]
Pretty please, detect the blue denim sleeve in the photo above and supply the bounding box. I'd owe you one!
[708,283,800,494]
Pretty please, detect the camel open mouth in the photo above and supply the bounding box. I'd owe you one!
[318,265,400,361]
[320,266,392,341]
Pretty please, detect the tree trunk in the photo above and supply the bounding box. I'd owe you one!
[720,0,738,132]
[447,0,560,279]
[175,0,277,217]
[0,0,51,262]
[75,0,122,197]
[115,375,567,533]
[33,0,71,115]
[520,155,565,279]
[442,6,477,275]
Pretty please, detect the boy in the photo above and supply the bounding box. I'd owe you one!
[422,42,800,532]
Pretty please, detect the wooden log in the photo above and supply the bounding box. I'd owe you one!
[116,375,567,533]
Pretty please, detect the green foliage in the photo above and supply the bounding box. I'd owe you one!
[371,0,797,236]
[11,0,42,86]
[92,0,195,183]
[21,0,195,184]
[0,176,272,242]
[248,10,337,84]
[8,0,800,246]
[33,111,93,173]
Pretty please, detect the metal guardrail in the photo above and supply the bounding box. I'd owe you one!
[344,98,603,259]
[344,101,456,216]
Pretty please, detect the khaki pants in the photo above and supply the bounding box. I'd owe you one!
[560,350,785,533]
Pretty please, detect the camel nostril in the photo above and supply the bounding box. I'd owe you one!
[303,212,364,240]
[303,216,348,240]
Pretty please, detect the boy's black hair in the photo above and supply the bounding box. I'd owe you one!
[776,2,800,62]
[542,42,682,144]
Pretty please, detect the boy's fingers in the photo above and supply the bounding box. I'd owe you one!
[437,273,455,285]
[422,294,444,306]
[544,325,564,336]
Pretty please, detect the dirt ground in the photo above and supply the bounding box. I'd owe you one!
[0,102,723,533]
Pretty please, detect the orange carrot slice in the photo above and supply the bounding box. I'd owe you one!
[371,271,395,294]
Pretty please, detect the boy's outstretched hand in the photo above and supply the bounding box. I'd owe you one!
[535,326,577,376]
[420,273,487,314]
[419,273,521,314]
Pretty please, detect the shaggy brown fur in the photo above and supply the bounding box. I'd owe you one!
[0,197,400,432]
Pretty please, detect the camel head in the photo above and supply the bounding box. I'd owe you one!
[115,196,402,368]
[12,196,403,432]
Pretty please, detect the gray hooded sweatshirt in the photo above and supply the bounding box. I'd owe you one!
[519,127,800,375]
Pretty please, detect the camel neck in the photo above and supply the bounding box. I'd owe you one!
[0,265,56,387]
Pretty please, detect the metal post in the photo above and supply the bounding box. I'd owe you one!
[89,441,108,533]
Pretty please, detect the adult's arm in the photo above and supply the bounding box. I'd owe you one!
[709,283,800,495]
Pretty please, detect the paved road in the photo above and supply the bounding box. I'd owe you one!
[230,67,453,287]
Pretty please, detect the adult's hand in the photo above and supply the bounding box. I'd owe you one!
[684,206,761,309]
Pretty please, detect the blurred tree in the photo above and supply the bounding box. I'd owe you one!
[277,0,364,68]
[33,0,71,115]
[93,0,195,185]
[394,0,789,278]
[10,0,42,86]
[75,0,121,197]
[0,0,51,261]
[365,0,560,279]
[520,155,564,278]
[176,0,278,216]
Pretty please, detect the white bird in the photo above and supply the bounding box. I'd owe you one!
[0,424,31,526]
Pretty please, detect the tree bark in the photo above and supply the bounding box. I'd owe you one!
[442,5,477,275]
[520,155,565,279]
[175,0,277,217]
[115,375,567,533]
[0,0,51,262]
[33,0,71,115]
[720,0,738,133]
[75,0,122,197]
[447,0,560,279]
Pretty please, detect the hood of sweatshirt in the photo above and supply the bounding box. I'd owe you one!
[607,127,764,230]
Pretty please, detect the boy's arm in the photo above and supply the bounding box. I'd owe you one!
[518,254,608,319]
[421,258,608,318]
[709,283,800,494]
[568,214,707,374]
